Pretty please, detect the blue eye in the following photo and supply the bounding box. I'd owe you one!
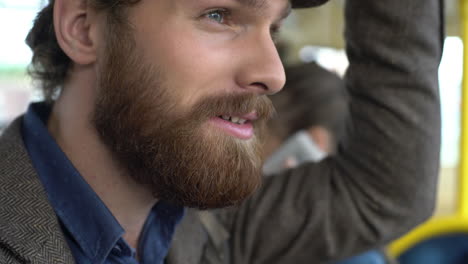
[206,10,225,24]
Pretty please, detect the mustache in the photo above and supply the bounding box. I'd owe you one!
[189,93,276,122]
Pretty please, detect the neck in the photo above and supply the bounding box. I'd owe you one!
[47,67,157,250]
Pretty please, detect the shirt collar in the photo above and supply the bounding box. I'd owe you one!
[22,102,185,264]
[22,102,125,264]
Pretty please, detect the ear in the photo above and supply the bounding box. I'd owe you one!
[54,0,97,65]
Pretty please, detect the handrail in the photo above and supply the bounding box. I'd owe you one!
[458,0,468,218]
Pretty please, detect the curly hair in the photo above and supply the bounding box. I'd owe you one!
[26,0,140,101]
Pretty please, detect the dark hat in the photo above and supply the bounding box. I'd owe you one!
[291,0,330,8]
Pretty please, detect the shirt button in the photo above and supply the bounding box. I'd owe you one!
[112,244,123,255]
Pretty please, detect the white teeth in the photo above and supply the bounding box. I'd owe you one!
[220,115,247,125]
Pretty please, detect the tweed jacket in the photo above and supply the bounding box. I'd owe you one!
[0,0,443,263]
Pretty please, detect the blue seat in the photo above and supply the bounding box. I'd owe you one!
[398,233,468,264]
[334,250,386,264]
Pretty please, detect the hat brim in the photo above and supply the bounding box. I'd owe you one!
[291,0,330,8]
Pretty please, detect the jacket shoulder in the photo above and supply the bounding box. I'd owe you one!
[0,117,75,264]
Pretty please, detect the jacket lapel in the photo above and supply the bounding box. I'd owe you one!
[167,209,209,264]
[167,209,233,264]
[0,117,75,264]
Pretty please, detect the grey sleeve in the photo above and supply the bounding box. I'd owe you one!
[227,0,444,263]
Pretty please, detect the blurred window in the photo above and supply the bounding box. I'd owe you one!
[0,0,44,132]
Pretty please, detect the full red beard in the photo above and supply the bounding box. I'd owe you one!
[92,21,275,209]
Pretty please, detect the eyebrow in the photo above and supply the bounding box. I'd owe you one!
[235,0,268,9]
[235,0,292,21]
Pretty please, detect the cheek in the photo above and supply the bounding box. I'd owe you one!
[138,26,241,106]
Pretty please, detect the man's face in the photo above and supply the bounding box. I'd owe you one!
[92,0,288,209]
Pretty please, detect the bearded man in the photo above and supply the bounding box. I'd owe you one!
[0,0,443,263]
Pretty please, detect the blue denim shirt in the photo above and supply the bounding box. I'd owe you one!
[22,102,185,264]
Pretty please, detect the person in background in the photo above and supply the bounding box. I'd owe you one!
[265,62,395,264]
[265,62,347,160]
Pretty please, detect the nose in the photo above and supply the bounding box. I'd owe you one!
[235,33,286,95]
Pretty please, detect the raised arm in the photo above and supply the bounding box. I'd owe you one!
[228,0,444,263]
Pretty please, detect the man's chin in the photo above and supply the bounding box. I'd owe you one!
[146,149,264,210]
[159,178,263,210]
